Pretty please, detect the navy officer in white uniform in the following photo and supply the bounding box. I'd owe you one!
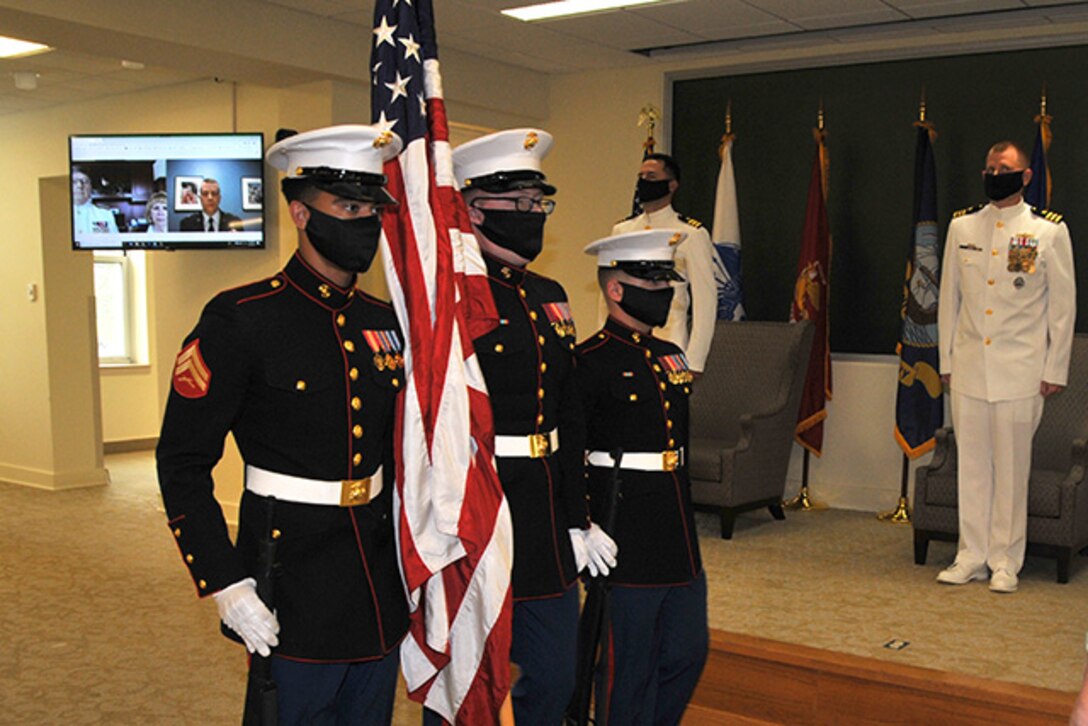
[936,139,1076,594]
[610,153,718,375]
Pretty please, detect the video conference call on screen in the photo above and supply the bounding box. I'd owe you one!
[69,133,265,251]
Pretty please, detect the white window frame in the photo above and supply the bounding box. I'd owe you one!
[93,251,149,367]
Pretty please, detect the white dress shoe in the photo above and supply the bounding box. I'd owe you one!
[936,561,988,585]
[989,569,1018,593]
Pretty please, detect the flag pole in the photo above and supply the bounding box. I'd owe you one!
[874,93,926,524]
[785,101,830,513]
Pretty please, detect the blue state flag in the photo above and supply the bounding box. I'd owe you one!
[1024,113,1052,209]
[894,122,943,458]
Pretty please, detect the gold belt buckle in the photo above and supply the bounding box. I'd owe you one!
[340,477,371,507]
[528,433,551,459]
[662,450,679,472]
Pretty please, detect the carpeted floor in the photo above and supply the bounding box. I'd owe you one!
[1,452,1084,724]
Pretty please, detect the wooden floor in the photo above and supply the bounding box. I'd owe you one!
[684,629,1076,725]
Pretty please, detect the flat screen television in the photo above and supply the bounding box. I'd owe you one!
[69,133,265,250]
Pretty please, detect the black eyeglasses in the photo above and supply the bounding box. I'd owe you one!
[470,196,556,215]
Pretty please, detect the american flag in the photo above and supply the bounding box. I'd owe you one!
[370,0,514,723]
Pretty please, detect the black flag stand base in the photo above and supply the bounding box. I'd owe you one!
[783,448,828,511]
[877,454,913,524]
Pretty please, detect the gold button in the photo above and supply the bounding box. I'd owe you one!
[653,364,662,372]
[353,452,363,466]
[598,333,606,339]
[495,343,505,353]
[644,350,652,359]
[296,380,307,391]
[540,362,547,373]
[173,528,181,538]
[198,579,207,590]
[350,367,359,380]
[667,420,673,429]
[185,554,194,563]
[271,529,282,540]
[530,310,538,321]
[665,401,671,410]
[337,314,346,327]
[536,414,544,424]
[344,340,355,353]
[353,424,363,438]
[538,388,545,399]
[392,378,401,388]
[519,288,527,298]
[992,250,999,256]
[669,438,676,448]
[659,382,667,391]
[352,396,362,410]
[538,335,546,346]
[270,279,281,288]
[984,337,992,345]
[987,279,995,286]
[996,221,1005,229]
[985,309,993,315]
[629,393,638,402]
[684,386,690,394]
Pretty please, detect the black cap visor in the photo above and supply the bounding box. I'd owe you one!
[302,166,398,205]
[614,261,684,283]
[464,169,556,196]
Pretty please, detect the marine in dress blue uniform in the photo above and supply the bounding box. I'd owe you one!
[157,125,410,724]
[451,129,612,726]
[577,230,708,726]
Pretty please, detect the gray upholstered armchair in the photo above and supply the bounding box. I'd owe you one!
[913,333,1088,583]
[688,320,815,539]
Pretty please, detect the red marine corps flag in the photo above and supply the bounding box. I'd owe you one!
[790,114,833,456]
[370,0,514,723]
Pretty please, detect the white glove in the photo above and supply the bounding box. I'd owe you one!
[213,577,280,656]
[582,522,619,577]
[568,528,589,573]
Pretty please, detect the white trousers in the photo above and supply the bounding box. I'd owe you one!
[950,391,1044,574]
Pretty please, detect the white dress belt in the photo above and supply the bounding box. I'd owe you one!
[586,449,685,472]
[494,428,559,459]
[245,464,383,507]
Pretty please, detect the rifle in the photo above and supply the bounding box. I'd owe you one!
[242,498,278,726]
[565,449,623,726]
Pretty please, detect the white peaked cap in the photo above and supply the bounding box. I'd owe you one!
[452,128,554,190]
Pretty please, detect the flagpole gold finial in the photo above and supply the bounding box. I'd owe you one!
[919,86,926,122]
[1040,84,1047,117]
[725,99,732,136]
[817,99,825,132]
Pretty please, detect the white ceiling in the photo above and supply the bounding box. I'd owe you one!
[0,0,1085,116]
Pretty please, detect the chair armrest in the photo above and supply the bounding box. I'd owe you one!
[1071,438,1088,471]
[926,427,956,472]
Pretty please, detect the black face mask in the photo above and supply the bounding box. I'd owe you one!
[636,177,671,205]
[984,170,1025,202]
[619,283,674,328]
[477,209,546,263]
[304,205,382,273]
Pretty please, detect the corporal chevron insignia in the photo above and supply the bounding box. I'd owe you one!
[172,339,211,398]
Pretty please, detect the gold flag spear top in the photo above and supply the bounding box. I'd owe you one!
[638,103,659,154]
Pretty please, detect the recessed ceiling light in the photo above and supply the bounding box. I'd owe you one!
[502,0,666,22]
[0,35,52,59]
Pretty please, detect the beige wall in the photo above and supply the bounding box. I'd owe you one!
[0,59,544,514]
